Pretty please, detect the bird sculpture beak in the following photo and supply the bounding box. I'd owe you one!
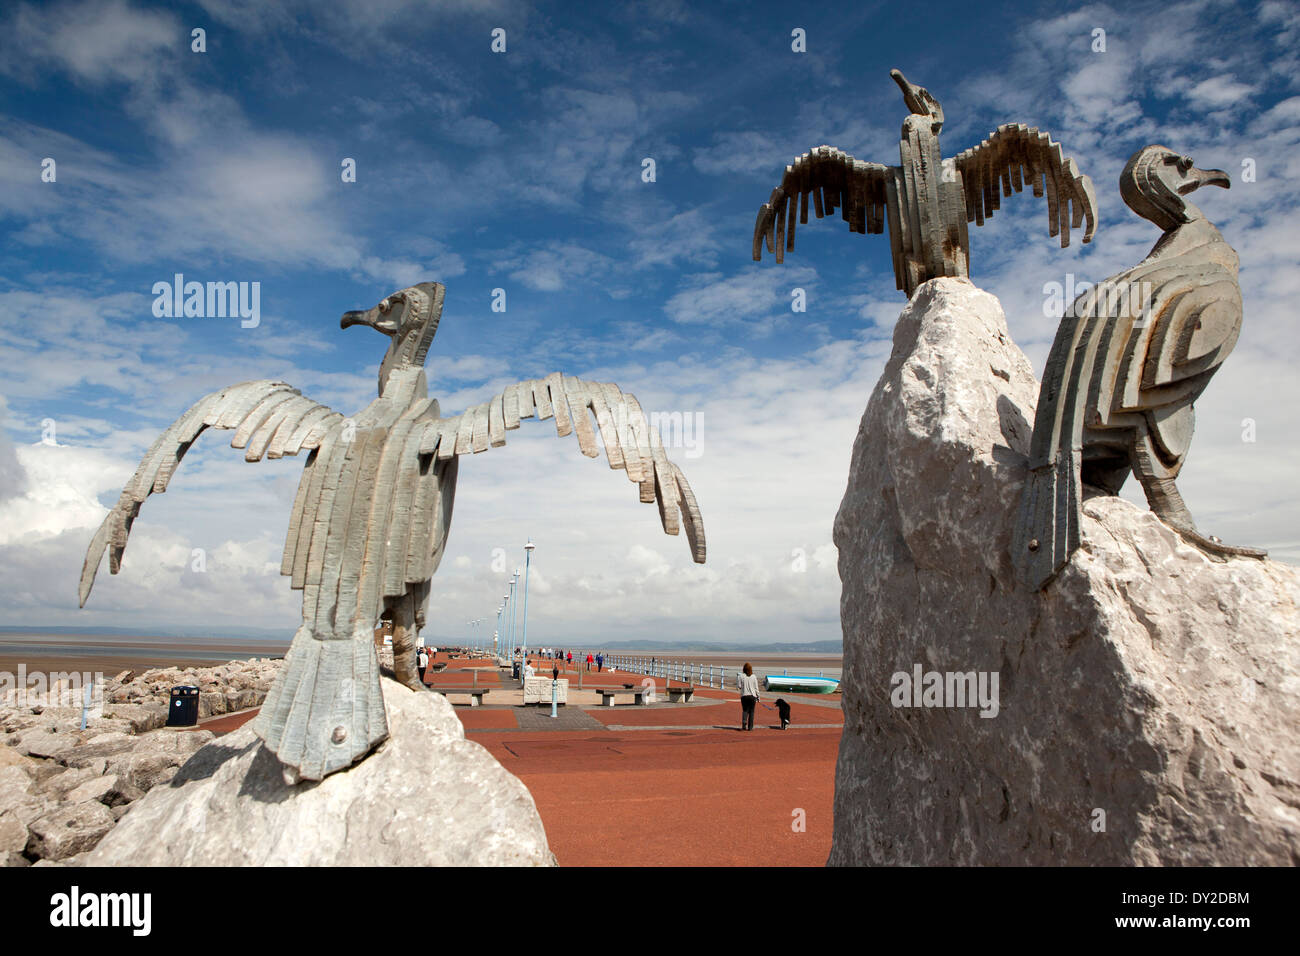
[890,68,930,119]
[340,307,398,335]
[1181,166,1232,194]
[890,68,914,104]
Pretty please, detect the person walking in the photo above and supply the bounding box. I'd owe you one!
[586,652,594,671]
[567,650,573,670]
[737,663,761,731]
[416,646,428,683]
[596,652,604,673]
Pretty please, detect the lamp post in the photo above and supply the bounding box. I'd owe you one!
[510,569,520,660]
[503,593,510,658]
[522,540,536,665]
[503,590,514,676]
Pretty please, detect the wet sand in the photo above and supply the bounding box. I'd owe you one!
[0,633,287,677]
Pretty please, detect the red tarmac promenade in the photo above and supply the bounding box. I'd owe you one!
[473,725,838,866]
[198,651,842,866]
[450,654,841,865]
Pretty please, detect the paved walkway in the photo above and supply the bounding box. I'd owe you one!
[198,650,843,865]
[475,726,839,866]
[514,705,607,731]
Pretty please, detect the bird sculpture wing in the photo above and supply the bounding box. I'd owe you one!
[413,371,706,565]
[753,146,892,262]
[1013,232,1241,589]
[953,123,1098,247]
[79,380,344,606]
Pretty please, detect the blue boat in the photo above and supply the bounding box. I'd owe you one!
[763,673,840,694]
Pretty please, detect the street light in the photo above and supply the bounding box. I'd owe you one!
[522,539,536,662]
[502,593,510,658]
[511,569,521,660]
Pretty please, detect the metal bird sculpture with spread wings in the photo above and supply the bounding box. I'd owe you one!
[1014,146,1265,591]
[753,69,1099,298]
[80,281,707,780]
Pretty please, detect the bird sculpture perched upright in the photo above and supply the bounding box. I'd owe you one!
[753,69,1099,298]
[1014,145,1266,591]
[79,281,707,780]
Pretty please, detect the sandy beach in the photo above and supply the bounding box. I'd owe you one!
[0,633,287,677]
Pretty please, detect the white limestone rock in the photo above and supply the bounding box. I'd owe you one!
[82,677,554,866]
[26,801,116,861]
[830,277,1300,866]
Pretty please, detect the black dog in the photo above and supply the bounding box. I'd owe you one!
[775,698,791,730]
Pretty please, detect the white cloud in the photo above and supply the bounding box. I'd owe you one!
[0,443,123,545]
[0,0,177,87]
[1186,75,1257,108]
[664,266,818,328]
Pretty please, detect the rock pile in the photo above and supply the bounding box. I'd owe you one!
[98,657,283,720]
[0,657,282,865]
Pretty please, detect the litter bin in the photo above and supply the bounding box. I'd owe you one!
[166,685,200,727]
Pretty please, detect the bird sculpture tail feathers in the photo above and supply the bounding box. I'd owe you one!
[250,625,388,782]
[1013,451,1081,592]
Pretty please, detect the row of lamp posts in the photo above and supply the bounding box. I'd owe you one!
[475,539,550,716]
[491,540,537,664]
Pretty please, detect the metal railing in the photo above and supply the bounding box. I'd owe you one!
[592,654,737,690]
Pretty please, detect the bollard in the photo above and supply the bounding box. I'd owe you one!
[80,679,92,731]
[551,679,558,718]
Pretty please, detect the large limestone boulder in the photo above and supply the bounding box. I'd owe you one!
[83,678,554,866]
[831,277,1300,866]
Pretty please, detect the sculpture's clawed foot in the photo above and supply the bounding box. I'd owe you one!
[1170,524,1267,561]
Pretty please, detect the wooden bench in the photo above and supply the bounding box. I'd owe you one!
[665,685,695,703]
[596,686,649,707]
[428,686,489,707]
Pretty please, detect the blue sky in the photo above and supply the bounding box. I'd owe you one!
[1,0,1298,645]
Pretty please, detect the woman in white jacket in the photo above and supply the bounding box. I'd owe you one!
[737,663,761,731]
